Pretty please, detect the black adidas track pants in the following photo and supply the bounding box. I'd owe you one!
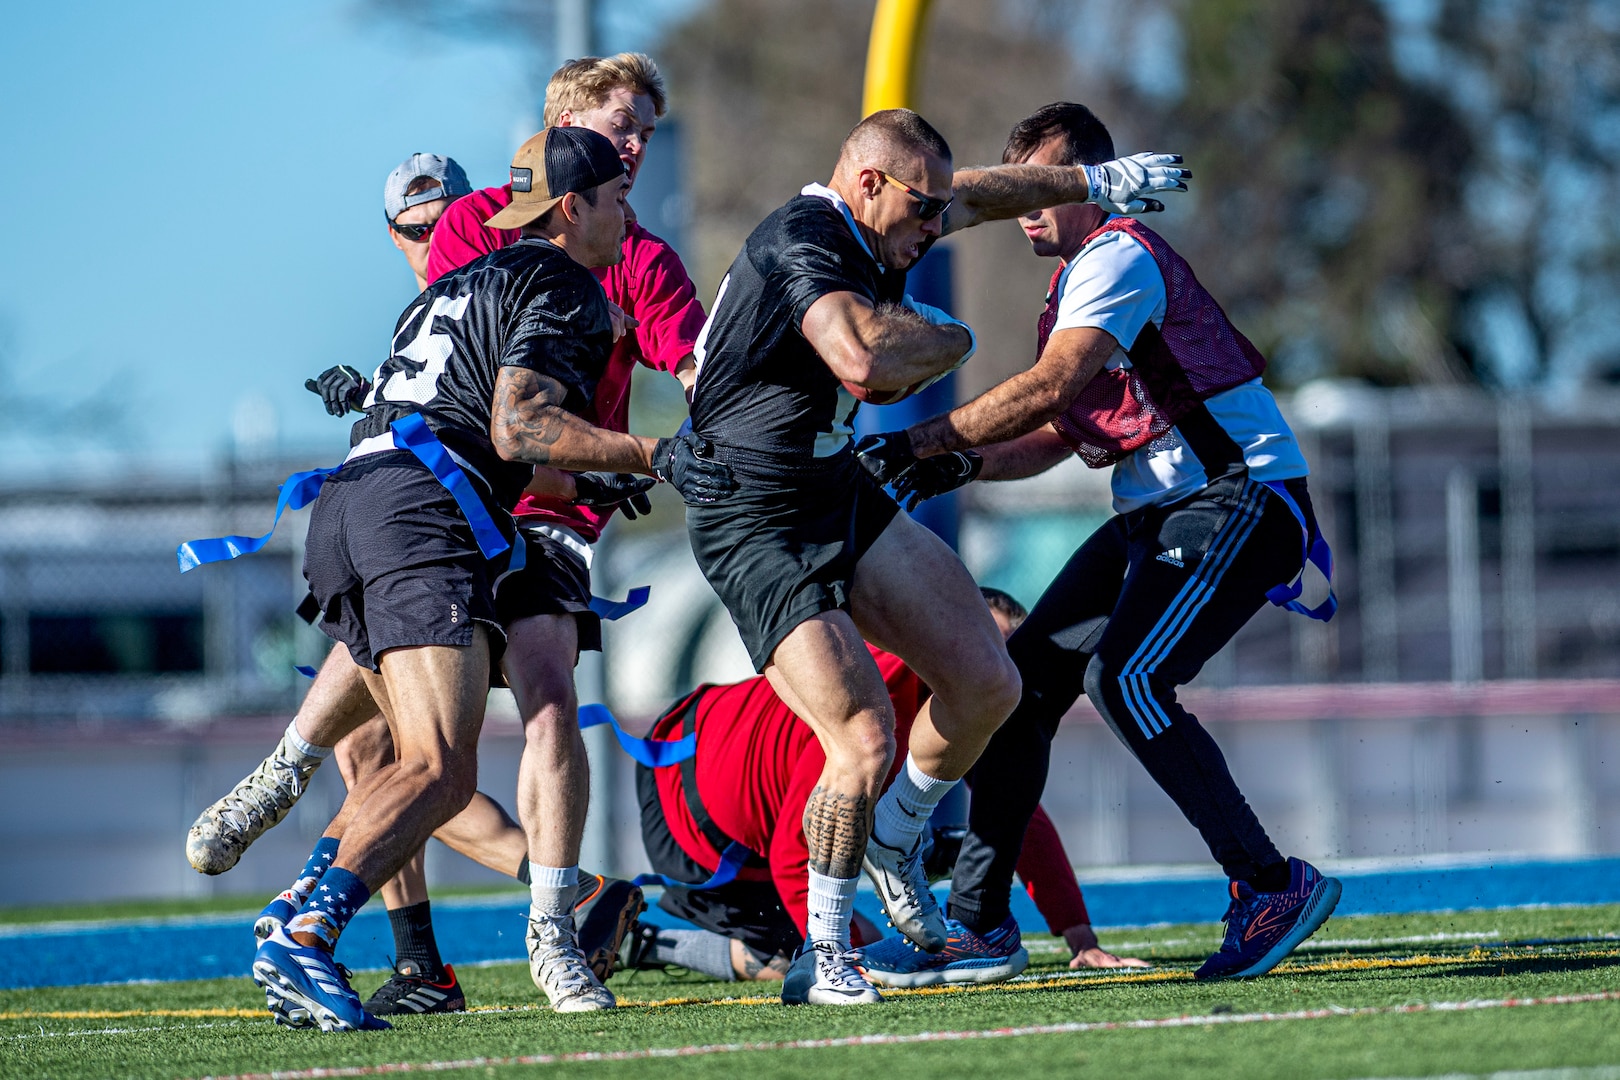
[948,472,1314,933]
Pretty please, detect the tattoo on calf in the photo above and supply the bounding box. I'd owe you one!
[803,785,871,879]
[738,945,790,980]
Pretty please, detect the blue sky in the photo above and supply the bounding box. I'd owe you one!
[0,0,687,477]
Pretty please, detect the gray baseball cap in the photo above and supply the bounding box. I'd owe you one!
[384,153,473,222]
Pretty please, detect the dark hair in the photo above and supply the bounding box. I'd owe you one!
[845,108,953,163]
[404,175,444,198]
[979,587,1028,629]
[1003,102,1114,166]
[532,183,599,232]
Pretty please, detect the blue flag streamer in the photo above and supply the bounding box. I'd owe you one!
[1263,480,1337,622]
[588,586,650,621]
[632,840,755,892]
[177,412,508,574]
[577,703,694,767]
[177,467,340,573]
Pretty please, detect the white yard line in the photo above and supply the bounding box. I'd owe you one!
[6,1020,243,1041]
[177,990,1620,1080]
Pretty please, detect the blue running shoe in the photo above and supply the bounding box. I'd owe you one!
[1194,857,1342,980]
[859,916,1028,988]
[252,927,391,1032]
[253,894,298,943]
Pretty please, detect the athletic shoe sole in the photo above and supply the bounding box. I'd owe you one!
[575,879,645,983]
[1221,875,1342,980]
[252,958,389,1033]
[862,945,1029,989]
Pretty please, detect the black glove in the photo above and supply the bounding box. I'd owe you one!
[892,450,982,510]
[651,433,737,504]
[854,430,919,485]
[303,365,371,417]
[571,472,656,520]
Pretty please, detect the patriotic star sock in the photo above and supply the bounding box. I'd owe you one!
[872,754,957,851]
[272,836,339,911]
[387,901,445,979]
[286,867,371,949]
[805,870,859,947]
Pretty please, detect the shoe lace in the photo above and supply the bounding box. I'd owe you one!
[891,840,940,915]
[214,754,314,841]
[368,962,430,1003]
[529,916,599,996]
[813,942,870,990]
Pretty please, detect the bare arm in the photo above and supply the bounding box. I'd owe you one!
[908,326,1118,457]
[801,292,971,392]
[944,163,1093,235]
[523,466,577,500]
[491,367,657,474]
[673,353,697,394]
[976,427,1074,482]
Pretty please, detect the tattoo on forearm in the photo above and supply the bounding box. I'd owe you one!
[803,785,871,879]
[491,368,570,464]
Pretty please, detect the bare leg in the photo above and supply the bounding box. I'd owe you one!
[311,634,488,897]
[334,715,429,908]
[504,614,587,870]
[434,792,529,876]
[850,512,1022,781]
[186,643,383,875]
[297,643,382,747]
[765,613,897,880]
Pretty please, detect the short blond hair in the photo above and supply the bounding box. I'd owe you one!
[543,52,667,126]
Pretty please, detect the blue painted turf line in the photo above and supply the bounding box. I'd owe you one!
[3,856,1617,990]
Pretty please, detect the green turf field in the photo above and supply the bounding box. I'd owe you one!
[4,905,1619,1080]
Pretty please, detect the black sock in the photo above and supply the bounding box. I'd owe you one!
[515,856,531,886]
[1250,860,1292,893]
[387,901,444,979]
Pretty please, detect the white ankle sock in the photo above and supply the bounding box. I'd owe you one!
[872,754,957,850]
[284,720,332,761]
[529,864,580,918]
[805,871,859,947]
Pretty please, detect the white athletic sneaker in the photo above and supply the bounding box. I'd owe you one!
[186,734,324,875]
[862,834,948,952]
[781,940,883,1005]
[527,913,616,1012]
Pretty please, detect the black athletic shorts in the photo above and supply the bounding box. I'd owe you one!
[685,449,899,671]
[496,522,602,652]
[302,452,512,673]
[635,762,803,959]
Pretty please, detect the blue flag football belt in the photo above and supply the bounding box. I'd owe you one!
[178,413,508,572]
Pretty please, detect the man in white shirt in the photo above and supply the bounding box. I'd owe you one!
[857,102,1340,983]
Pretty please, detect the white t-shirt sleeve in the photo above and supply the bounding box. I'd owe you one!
[1051,228,1166,350]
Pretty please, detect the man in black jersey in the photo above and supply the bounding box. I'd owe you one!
[686,107,1189,1005]
[252,125,733,1031]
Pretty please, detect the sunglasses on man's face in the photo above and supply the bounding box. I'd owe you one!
[390,219,435,242]
[880,171,953,222]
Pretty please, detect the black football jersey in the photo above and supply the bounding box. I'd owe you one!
[689,193,907,483]
[351,238,614,509]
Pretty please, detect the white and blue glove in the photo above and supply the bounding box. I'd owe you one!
[1083,153,1191,215]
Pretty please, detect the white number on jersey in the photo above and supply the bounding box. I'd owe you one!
[368,293,473,407]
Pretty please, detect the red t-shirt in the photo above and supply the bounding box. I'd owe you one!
[649,647,1090,938]
[425,186,706,541]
